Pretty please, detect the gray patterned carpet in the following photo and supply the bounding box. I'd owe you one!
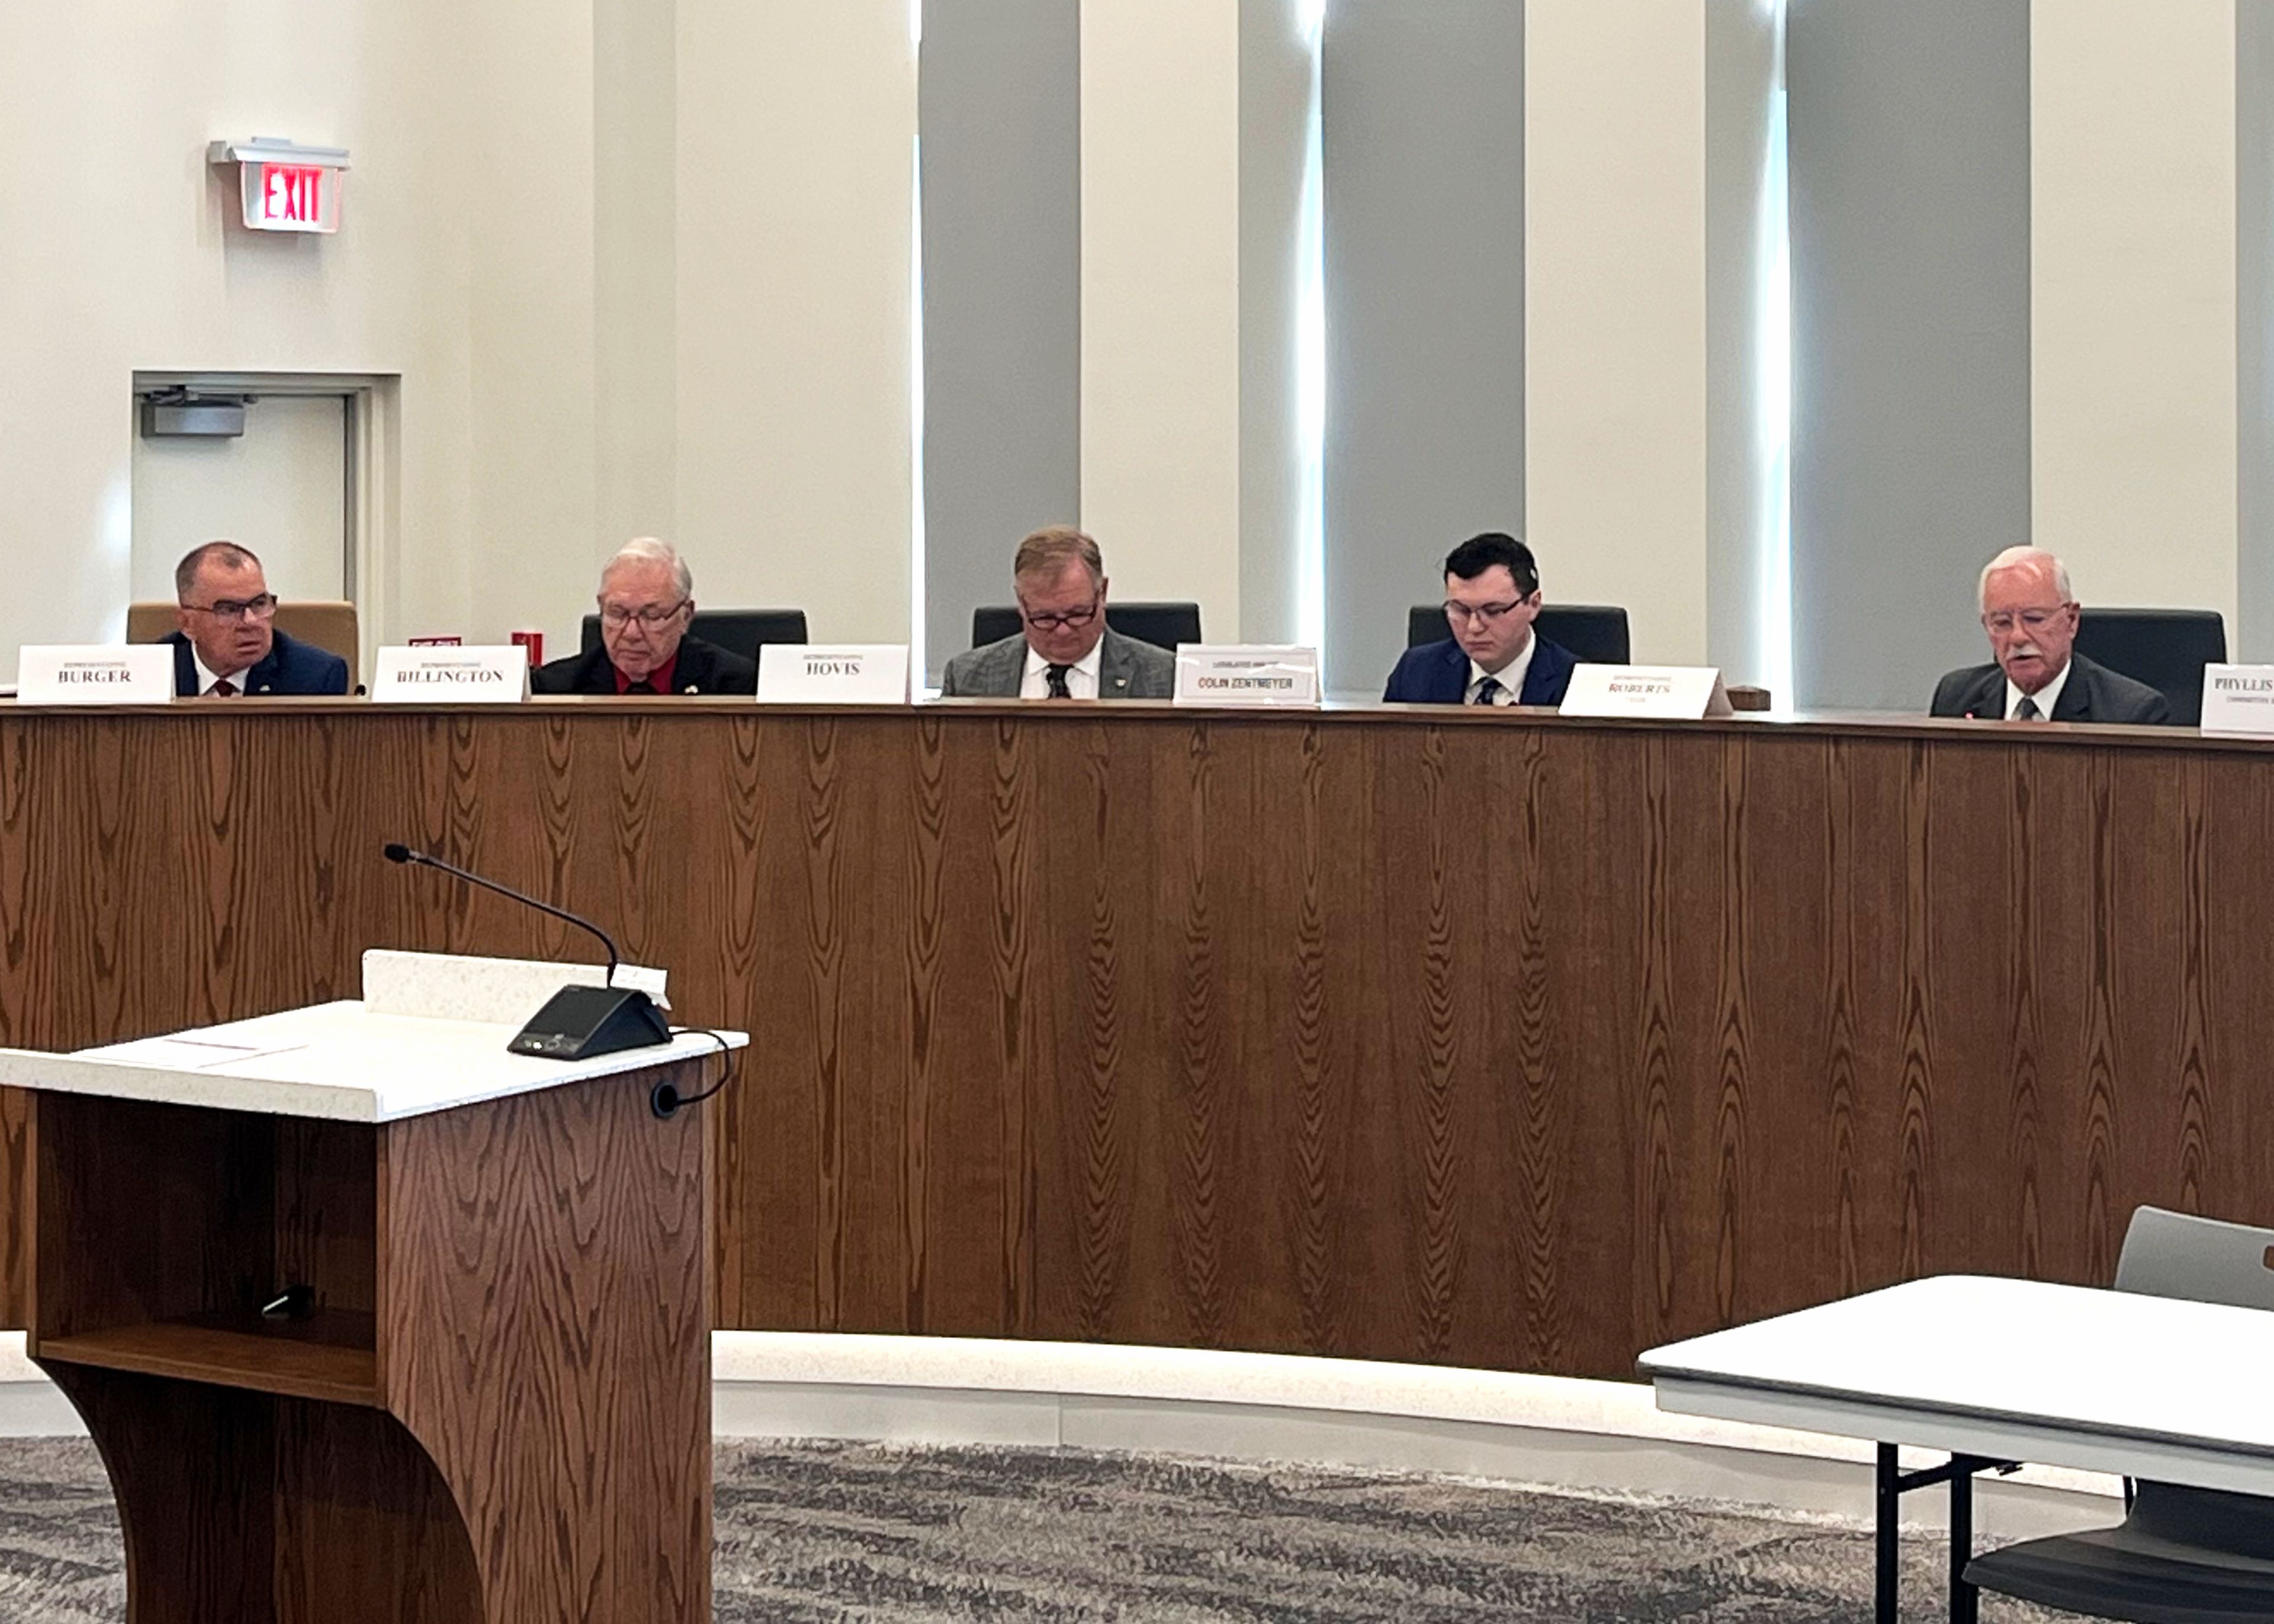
[0,1436,2070,1621]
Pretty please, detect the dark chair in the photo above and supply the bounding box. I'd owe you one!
[580,609,810,664]
[2071,609,2226,727]
[1405,603,1631,665]
[970,602,1201,652]
[1963,1206,2274,1622]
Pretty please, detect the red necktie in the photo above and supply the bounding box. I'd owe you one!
[211,679,237,698]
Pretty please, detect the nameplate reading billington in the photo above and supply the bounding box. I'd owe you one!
[371,645,529,704]
[756,644,911,704]
[1173,645,1321,708]
[1559,664,1735,721]
[16,645,174,705]
[2199,664,2274,735]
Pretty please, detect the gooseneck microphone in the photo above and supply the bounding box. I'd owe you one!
[382,841,621,986]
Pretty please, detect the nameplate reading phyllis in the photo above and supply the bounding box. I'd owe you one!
[17,645,174,705]
[1560,664,1735,721]
[2200,664,2274,736]
[1174,646,1321,708]
[371,646,529,704]
[756,645,911,705]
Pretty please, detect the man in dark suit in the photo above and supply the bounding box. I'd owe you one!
[532,538,757,696]
[1929,546,2170,725]
[940,526,1175,699]
[163,541,349,697]
[1383,531,1579,708]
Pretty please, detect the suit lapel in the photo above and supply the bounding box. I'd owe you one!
[2051,659,2092,722]
[1097,631,1135,698]
[1441,641,1470,702]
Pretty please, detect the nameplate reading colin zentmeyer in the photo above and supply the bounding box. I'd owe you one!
[1172,646,1321,708]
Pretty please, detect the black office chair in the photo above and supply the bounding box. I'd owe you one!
[580,608,810,664]
[970,602,1201,652]
[1405,603,1631,665]
[1964,1206,2274,1622]
[2071,609,2226,727]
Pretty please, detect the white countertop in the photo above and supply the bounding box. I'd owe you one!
[0,995,746,1123]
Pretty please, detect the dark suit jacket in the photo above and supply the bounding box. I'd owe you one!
[1929,652,2172,726]
[1383,635,1579,708]
[530,634,757,696]
[166,629,349,697]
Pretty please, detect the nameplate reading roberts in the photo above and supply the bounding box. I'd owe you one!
[1174,646,1322,708]
[756,645,911,705]
[371,646,529,704]
[2200,664,2274,735]
[17,645,174,705]
[1560,664,1736,721]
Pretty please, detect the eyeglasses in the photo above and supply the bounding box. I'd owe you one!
[1443,599,1532,627]
[599,599,689,629]
[185,593,278,624]
[1981,607,2070,635]
[1022,600,1100,633]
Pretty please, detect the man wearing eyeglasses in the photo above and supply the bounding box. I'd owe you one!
[531,537,757,696]
[1929,546,2169,724]
[1383,532,1578,708]
[164,541,349,697]
[940,526,1175,699]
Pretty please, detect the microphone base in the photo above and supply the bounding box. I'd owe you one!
[507,985,672,1062]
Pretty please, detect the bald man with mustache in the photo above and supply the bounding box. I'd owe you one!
[1929,546,2170,725]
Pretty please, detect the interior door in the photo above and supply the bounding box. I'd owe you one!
[131,394,349,604]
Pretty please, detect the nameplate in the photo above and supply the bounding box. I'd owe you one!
[371,645,529,704]
[756,644,910,705]
[1173,645,1321,707]
[17,645,174,705]
[2201,664,2274,735]
[1560,664,1735,721]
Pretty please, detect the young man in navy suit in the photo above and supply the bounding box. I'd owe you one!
[1383,532,1579,708]
[165,541,349,697]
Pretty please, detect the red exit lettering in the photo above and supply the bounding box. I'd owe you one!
[261,165,323,224]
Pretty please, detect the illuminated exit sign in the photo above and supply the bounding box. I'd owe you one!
[206,138,349,235]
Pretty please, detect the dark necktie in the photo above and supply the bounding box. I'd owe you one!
[211,679,237,698]
[1046,664,1073,699]
[2014,695,2041,722]
[625,677,656,694]
[1471,676,1504,707]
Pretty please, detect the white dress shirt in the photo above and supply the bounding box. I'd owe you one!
[1020,641,1103,699]
[1464,635,1537,706]
[192,648,251,696]
[2005,659,2070,721]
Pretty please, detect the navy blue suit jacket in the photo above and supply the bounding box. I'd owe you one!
[165,628,350,697]
[1383,635,1579,708]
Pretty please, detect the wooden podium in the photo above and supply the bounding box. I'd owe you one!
[0,954,744,1623]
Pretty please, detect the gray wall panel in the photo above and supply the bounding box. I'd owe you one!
[1323,0,1524,699]
[2243,0,2274,661]
[1788,0,2031,711]
[920,0,1081,680]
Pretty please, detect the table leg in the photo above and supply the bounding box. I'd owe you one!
[1877,1443,1900,1624]
[1949,1465,1978,1624]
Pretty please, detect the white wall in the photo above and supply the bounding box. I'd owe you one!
[2032,0,2240,627]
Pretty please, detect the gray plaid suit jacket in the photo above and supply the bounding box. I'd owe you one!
[939,627,1176,699]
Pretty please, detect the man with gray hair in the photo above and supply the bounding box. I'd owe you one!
[532,537,757,695]
[940,525,1175,699]
[1929,545,2169,724]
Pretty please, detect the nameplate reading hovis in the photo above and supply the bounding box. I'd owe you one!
[756,645,911,705]
[17,645,175,705]
[371,646,529,704]
[2200,664,2274,736]
[1173,646,1322,708]
[1559,664,1735,721]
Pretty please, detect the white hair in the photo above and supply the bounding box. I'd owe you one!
[602,536,692,599]
[1978,545,2071,608]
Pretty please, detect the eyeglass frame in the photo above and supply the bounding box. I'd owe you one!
[182,593,280,625]
[1019,599,1103,634]
[1441,593,1540,628]
[598,597,692,630]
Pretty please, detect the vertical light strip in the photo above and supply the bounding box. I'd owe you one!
[1295,0,1328,651]
[908,1,929,687]
[1757,0,1793,706]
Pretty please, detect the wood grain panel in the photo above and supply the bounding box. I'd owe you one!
[0,702,2269,1381]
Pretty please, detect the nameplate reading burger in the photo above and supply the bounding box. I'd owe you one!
[17,645,175,705]
[756,645,911,705]
[1173,646,1321,708]
[1560,664,1735,721]
[371,646,530,704]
